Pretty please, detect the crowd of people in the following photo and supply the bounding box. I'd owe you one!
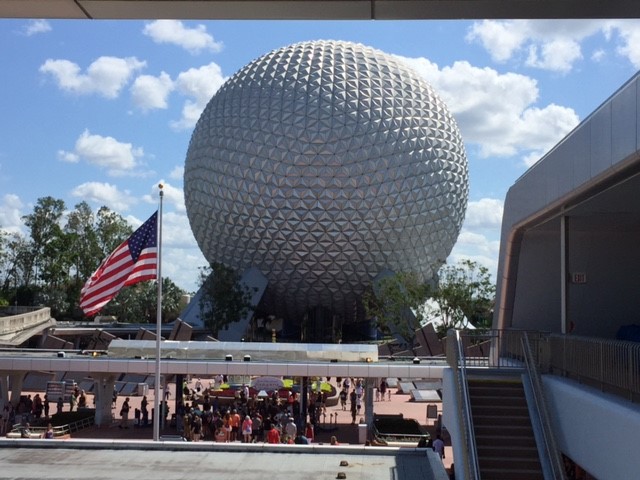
[171,378,320,445]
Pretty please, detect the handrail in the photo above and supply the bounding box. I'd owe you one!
[521,332,566,480]
[447,330,481,480]
[10,415,94,437]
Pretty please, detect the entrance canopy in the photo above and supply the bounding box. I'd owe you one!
[108,339,378,363]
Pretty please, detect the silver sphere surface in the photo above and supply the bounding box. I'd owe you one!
[184,40,468,326]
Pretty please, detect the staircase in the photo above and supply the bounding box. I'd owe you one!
[469,376,544,480]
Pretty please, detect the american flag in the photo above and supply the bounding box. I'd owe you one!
[80,211,158,316]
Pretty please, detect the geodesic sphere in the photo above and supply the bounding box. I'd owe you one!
[184,40,468,324]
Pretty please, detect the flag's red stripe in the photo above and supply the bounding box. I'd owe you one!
[80,253,157,313]
[79,211,158,316]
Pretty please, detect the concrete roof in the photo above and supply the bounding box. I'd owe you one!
[0,440,449,480]
[2,0,640,20]
[0,347,446,379]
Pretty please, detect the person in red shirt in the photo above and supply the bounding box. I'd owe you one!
[304,422,314,443]
[267,424,281,444]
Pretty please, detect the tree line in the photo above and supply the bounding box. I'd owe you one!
[0,196,185,323]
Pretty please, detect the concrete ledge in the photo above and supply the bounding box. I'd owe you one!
[0,437,426,456]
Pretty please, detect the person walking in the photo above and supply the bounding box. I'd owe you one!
[433,435,445,460]
[119,397,130,429]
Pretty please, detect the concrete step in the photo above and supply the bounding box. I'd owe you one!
[474,431,538,448]
[477,444,540,458]
[472,413,532,427]
[480,453,542,472]
[468,377,545,480]
[479,467,544,480]
[469,393,528,407]
[472,403,529,416]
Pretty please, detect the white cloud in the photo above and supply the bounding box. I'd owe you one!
[0,194,25,234]
[525,38,582,73]
[143,20,223,55]
[57,150,79,163]
[161,210,207,291]
[398,56,580,161]
[467,19,640,72]
[59,129,144,176]
[170,62,226,130]
[611,20,640,69]
[464,198,504,229]
[466,20,527,62]
[70,182,136,212]
[448,229,501,281]
[169,166,184,180]
[467,20,603,73]
[40,56,146,98]
[142,181,185,212]
[131,72,175,111]
[23,19,51,36]
[591,49,606,62]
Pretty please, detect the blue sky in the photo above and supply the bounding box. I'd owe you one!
[1,18,639,293]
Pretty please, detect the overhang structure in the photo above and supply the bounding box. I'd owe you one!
[3,0,640,20]
[494,72,640,339]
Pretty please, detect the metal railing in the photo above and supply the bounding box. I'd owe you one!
[11,415,94,438]
[447,329,481,480]
[547,334,640,403]
[456,329,640,403]
[521,332,566,480]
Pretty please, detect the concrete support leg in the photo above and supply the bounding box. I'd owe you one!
[9,372,26,406]
[0,373,9,410]
[364,377,375,440]
[93,373,116,427]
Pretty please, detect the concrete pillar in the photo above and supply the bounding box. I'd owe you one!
[0,372,9,410]
[9,372,26,406]
[93,373,116,426]
[364,377,375,440]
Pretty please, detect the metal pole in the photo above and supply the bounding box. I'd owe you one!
[153,184,164,441]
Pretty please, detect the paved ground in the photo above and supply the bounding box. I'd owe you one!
[8,378,453,479]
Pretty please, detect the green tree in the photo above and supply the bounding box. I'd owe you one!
[362,270,431,342]
[95,207,132,259]
[432,259,495,333]
[103,278,186,323]
[65,201,102,282]
[1,233,33,291]
[22,196,67,287]
[198,262,255,336]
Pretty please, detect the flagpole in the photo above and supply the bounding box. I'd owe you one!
[153,184,164,442]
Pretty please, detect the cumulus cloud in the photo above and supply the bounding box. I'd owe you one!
[142,181,185,212]
[398,56,579,162]
[0,194,25,234]
[70,182,136,212]
[611,20,640,69]
[466,19,640,72]
[131,72,175,111]
[40,56,146,98]
[467,20,603,73]
[170,62,226,130]
[464,198,504,229]
[23,19,51,36]
[169,166,184,180]
[143,20,223,55]
[448,229,501,280]
[58,130,144,176]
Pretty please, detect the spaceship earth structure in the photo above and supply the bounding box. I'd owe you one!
[184,40,468,328]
